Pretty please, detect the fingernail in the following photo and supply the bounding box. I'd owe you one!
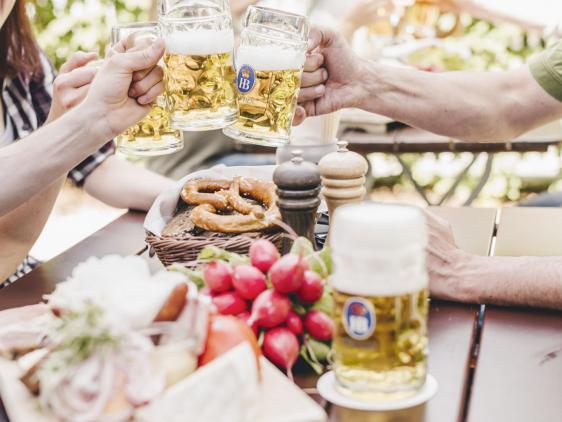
[315,85,325,94]
[322,69,328,80]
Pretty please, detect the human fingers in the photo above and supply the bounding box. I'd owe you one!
[53,67,97,93]
[301,68,328,88]
[60,51,99,73]
[60,84,90,109]
[307,26,337,52]
[292,106,307,126]
[298,85,325,103]
[303,52,324,72]
[109,39,165,73]
[129,66,164,97]
[137,80,164,105]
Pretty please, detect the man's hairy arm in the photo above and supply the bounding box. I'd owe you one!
[428,212,562,310]
[359,64,562,142]
[298,28,562,142]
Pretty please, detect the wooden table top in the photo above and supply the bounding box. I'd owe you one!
[3,206,562,422]
[467,306,562,422]
[0,211,479,422]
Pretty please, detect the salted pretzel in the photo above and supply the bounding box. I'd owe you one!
[180,177,281,233]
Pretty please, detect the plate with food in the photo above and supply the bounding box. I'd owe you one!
[0,255,326,422]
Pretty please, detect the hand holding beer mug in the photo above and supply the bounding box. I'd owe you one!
[330,203,429,399]
[223,6,308,146]
[112,23,183,156]
[160,0,237,131]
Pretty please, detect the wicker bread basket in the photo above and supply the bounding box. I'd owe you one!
[146,230,287,267]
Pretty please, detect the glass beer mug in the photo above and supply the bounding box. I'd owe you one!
[222,6,308,146]
[160,0,237,131]
[330,203,429,399]
[112,23,183,156]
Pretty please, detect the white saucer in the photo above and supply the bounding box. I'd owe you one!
[317,372,438,411]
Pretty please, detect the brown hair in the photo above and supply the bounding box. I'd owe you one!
[0,0,42,79]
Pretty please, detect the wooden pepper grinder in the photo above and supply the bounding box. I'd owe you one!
[318,140,369,219]
[273,150,322,252]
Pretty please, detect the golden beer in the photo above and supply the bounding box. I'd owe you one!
[233,68,300,140]
[114,97,182,156]
[163,30,237,130]
[330,203,429,399]
[112,22,183,156]
[222,6,308,146]
[333,289,428,398]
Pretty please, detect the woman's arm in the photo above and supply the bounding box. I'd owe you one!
[0,40,165,279]
[84,156,174,211]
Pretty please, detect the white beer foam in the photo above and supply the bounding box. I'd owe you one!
[165,30,234,55]
[235,45,305,71]
[330,203,428,296]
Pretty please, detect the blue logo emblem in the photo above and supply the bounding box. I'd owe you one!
[237,64,255,94]
[343,297,376,340]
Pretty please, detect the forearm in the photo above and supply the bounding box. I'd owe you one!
[84,156,174,211]
[0,105,106,216]
[356,62,562,141]
[0,178,65,280]
[439,254,562,310]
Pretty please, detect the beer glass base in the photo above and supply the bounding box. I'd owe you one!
[318,371,438,410]
[334,365,427,399]
[171,109,237,132]
[222,125,289,147]
[115,136,184,157]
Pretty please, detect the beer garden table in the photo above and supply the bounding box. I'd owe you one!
[2,207,562,421]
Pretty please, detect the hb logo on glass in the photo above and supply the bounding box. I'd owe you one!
[237,65,255,94]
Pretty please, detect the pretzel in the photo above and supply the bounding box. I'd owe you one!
[181,179,231,210]
[181,177,281,233]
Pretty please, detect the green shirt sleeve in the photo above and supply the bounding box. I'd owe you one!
[529,41,562,102]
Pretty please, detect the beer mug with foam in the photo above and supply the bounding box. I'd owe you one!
[160,0,237,131]
[222,6,308,146]
[330,203,429,399]
[112,23,183,156]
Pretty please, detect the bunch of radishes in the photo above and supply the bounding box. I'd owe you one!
[197,238,334,378]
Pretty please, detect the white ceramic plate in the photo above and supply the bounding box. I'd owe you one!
[317,371,438,412]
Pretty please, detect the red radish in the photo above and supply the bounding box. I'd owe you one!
[268,254,308,294]
[212,291,247,315]
[297,271,325,304]
[237,311,258,336]
[303,310,334,341]
[250,240,280,273]
[248,289,291,328]
[232,264,267,300]
[285,311,303,336]
[263,327,300,379]
[203,261,233,294]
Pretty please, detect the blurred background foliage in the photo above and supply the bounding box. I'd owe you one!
[25,0,561,205]
[29,0,155,69]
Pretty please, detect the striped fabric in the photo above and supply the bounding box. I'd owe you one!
[1,51,114,287]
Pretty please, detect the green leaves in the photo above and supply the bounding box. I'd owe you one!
[197,247,249,265]
[311,288,335,317]
[290,237,332,279]
[299,335,331,375]
[168,264,205,289]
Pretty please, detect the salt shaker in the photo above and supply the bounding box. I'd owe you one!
[318,140,369,219]
[273,150,322,252]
